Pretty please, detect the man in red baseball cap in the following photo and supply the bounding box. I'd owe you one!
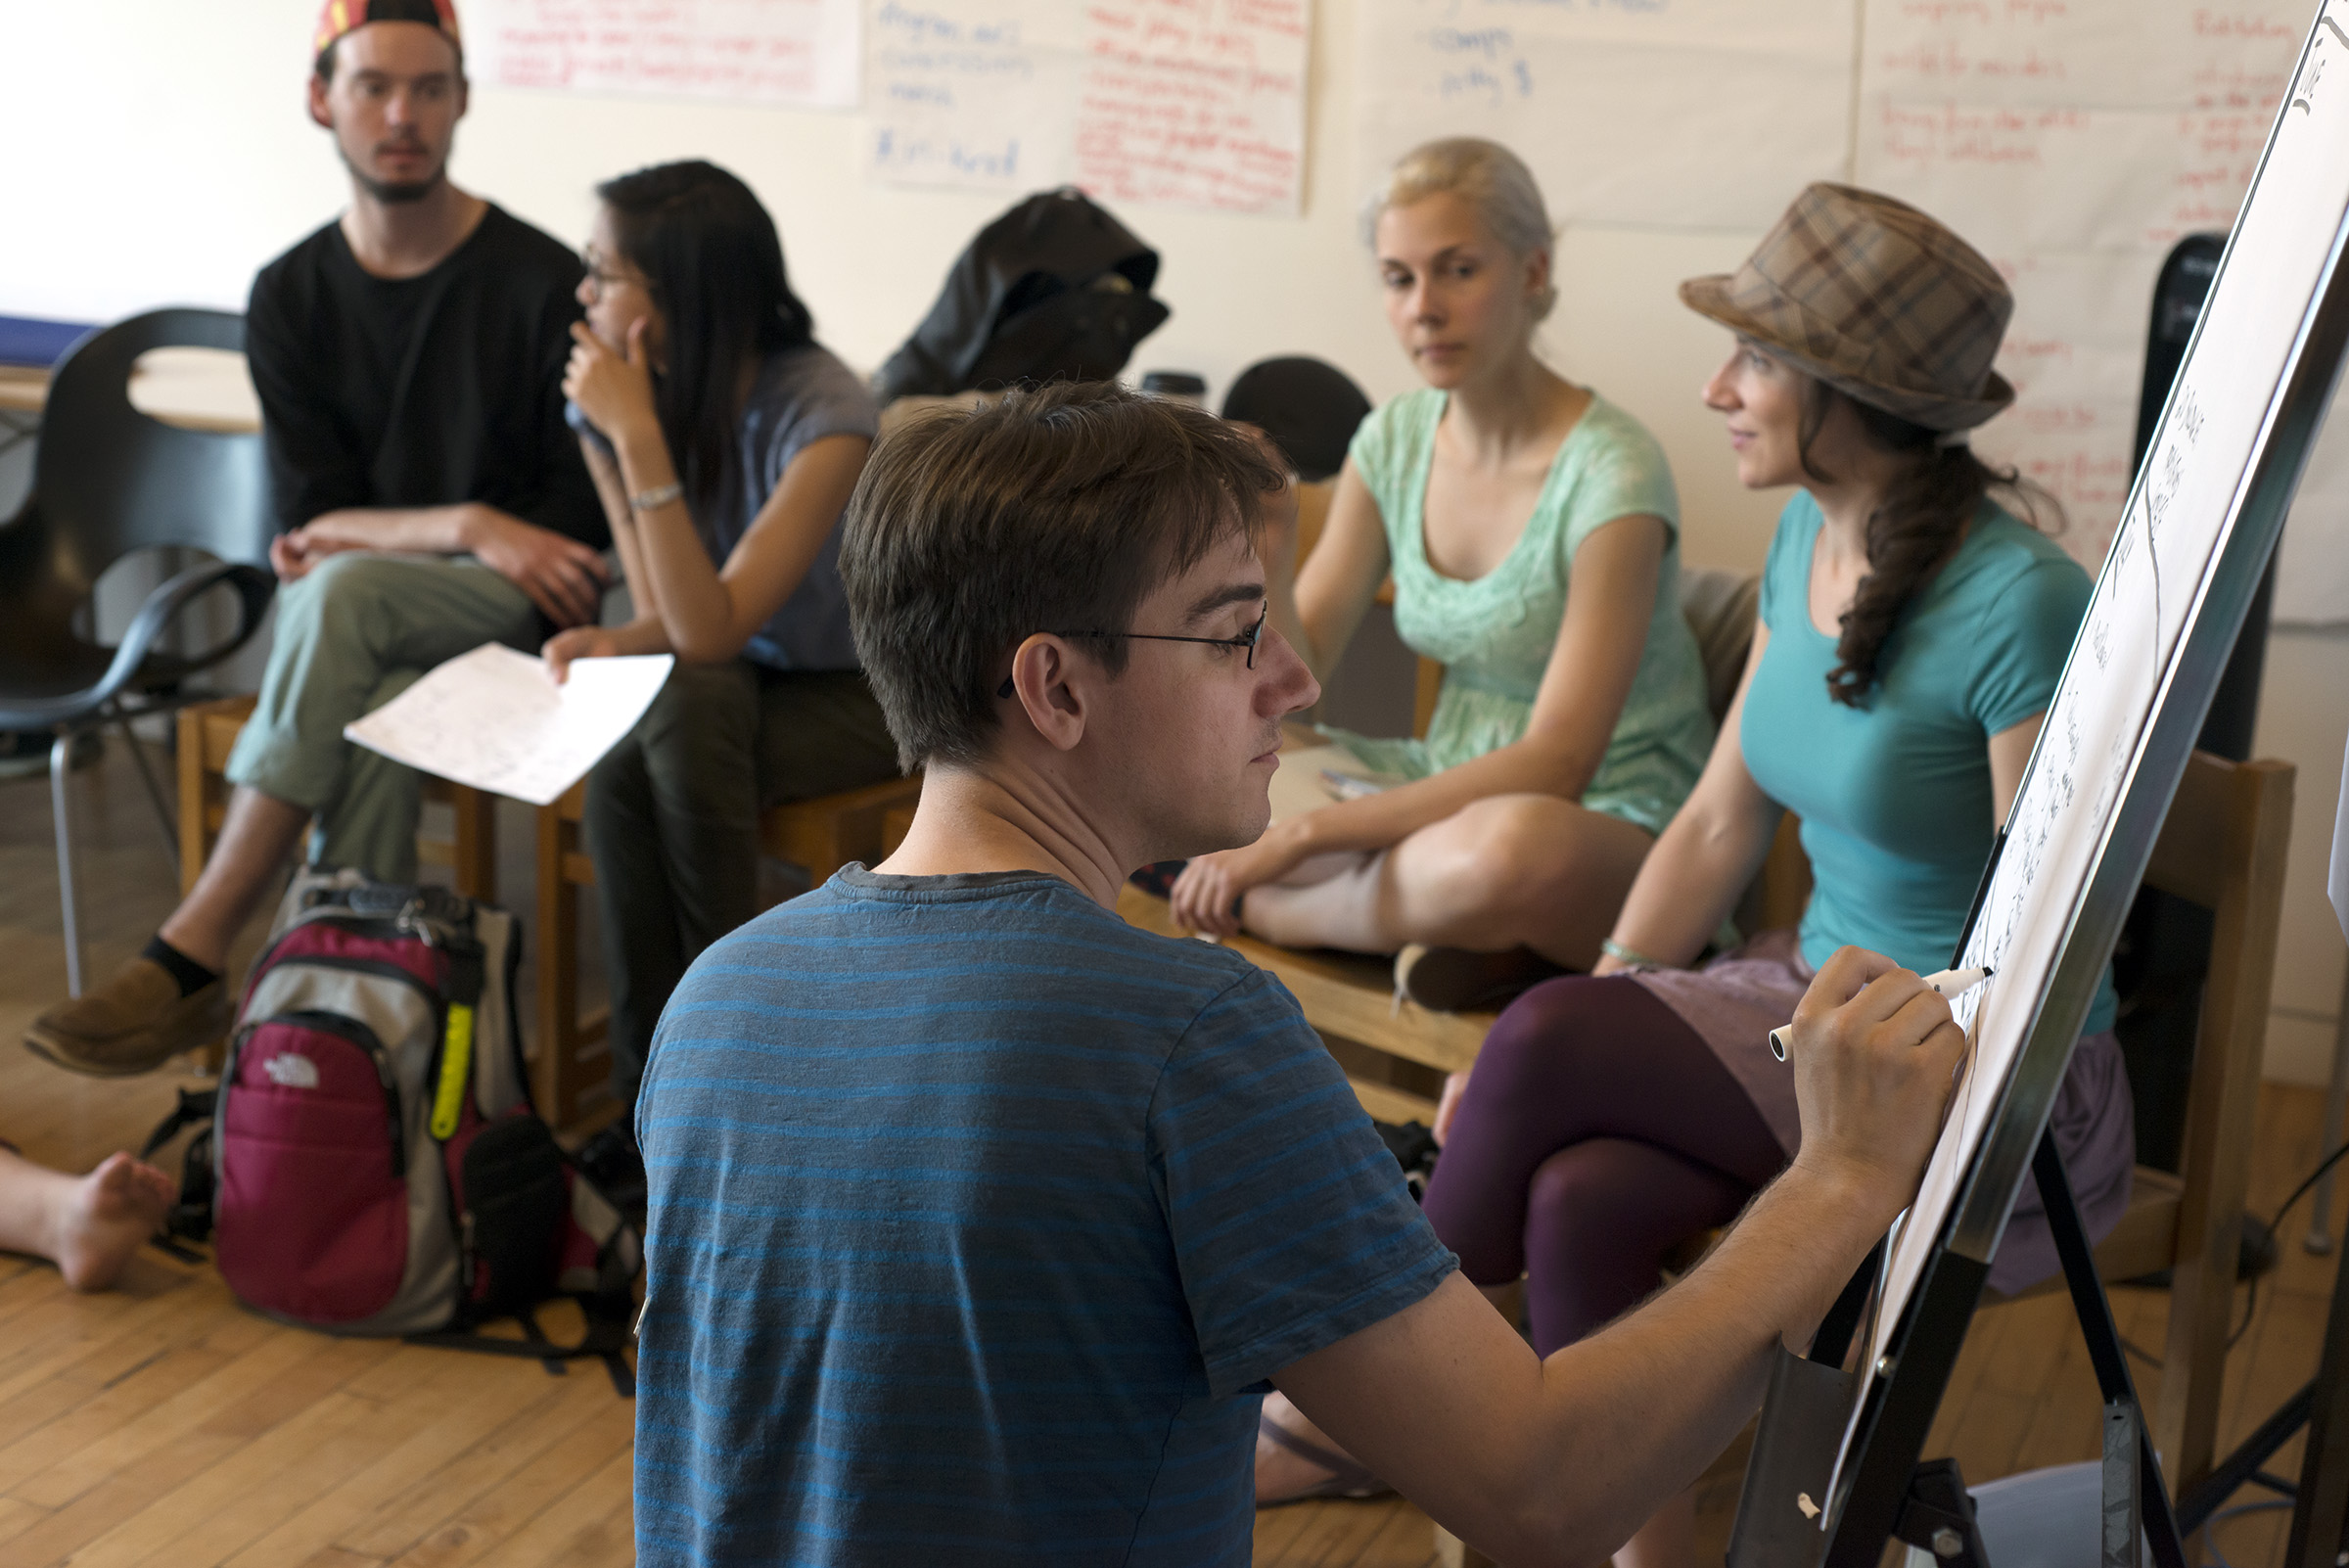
[310,0,468,206]
[25,0,609,1076]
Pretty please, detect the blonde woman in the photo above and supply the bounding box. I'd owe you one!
[1170,139,1713,1006]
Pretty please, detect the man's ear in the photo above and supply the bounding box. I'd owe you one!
[307,70,334,130]
[1003,635,1090,755]
[453,73,470,119]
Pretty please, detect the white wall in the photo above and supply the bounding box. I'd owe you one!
[0,0,1790,565]
[6,0,2344,1082]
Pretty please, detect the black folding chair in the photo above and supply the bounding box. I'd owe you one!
[0,309,275,994]
[1220,355,1373,484]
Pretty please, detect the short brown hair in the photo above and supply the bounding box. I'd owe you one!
[842,381,1287,771]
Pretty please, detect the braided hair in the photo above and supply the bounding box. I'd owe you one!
[1796,382,2056,707]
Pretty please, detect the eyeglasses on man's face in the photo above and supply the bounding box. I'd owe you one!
[995,605,1268,699]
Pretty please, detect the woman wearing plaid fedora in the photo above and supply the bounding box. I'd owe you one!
[1171,138,1717,1011]
[1261,185,2136,1557]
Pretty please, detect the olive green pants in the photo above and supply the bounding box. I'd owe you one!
[585,660,900,1111]
[223,554,539,881]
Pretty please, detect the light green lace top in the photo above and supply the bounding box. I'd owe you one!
[1324,388,1715,836]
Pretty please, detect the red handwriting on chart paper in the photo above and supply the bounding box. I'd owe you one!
[1073,0,1309,215]
[1875,99,2090,165]
[481,0,844,101]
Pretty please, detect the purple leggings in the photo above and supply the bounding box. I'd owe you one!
[1420,976,1787,1357]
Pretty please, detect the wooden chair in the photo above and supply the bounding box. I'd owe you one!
[1979,749,2293,1506]
[177,694,500,903]
[532,770,925,1128]
[177,693,502,1072]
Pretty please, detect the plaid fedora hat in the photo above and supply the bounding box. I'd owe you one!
[1681,183,2013,432]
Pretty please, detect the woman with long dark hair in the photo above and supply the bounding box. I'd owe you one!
[552,161,898,1154]
[1257,186,2136,1563]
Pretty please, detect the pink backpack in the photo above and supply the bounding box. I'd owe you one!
[147,871,639,1386]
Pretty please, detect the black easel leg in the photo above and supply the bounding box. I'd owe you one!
[1893,1458,1996,1566]
[2034,1130,2188,1568]
[2106,1401,2142,1568]
[2286,1199,2349,1568]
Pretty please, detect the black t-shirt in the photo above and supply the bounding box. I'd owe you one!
[246,204,606,548]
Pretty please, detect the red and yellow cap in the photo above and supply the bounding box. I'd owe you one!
[314,0,463,63]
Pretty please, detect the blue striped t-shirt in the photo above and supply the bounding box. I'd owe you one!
[633,867,1456,1567]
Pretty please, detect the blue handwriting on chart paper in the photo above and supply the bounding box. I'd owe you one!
[1427,23,1537,103]
[872,0,1024,48]
[1414,0,1676,107]
[872,128,1022,181]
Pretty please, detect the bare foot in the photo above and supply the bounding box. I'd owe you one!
[51,1153,174,1291]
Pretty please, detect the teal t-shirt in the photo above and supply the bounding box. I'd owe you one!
[1326,387,1715,836]
[1739,493,2116,1034]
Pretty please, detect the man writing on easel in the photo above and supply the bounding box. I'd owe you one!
[631,382,1975,1566]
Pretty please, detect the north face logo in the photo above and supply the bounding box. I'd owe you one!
[263,1053,320,1089]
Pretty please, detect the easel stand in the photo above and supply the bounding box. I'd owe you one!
[1728,1132,2188,1568]
[2285,1209,2349,1565]
[2178,1173,2349,1567]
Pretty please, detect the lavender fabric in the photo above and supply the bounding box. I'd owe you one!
[1629,931,2135,1295]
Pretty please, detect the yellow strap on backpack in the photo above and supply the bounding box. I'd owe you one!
[430,1003,474,1140]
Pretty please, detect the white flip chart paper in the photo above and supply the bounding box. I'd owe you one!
[344,644,675,808]
[1857,0,2315,568]
[1828,0,2349,1510]
[1355,0,1855,231]
[865,0,1310,215]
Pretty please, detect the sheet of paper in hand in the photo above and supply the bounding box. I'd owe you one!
[343,643,675,807]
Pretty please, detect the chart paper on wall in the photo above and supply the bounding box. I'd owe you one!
[1354,0,1853,231]
[471,0,863,111]
[1855,0,2312,567]
[865,0,1310,216]
[1826,0,2349,1509]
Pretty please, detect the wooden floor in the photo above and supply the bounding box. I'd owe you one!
[0,736,636,1568]
[1259,1115,2348,1567]
[2,737,2343,1567]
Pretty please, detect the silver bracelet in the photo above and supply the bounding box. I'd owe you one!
[1599,937,1671,969]
[628,482,683,512]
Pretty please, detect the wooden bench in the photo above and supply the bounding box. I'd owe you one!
[531,770,924,1128]
[1112,552,1775,1124]
[1119,882,1491,1116]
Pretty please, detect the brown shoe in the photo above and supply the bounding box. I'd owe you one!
[1392,943,1569,1014]
[24,958,232,1077]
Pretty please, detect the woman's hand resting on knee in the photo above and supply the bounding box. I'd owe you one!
[1170,826,1310,937]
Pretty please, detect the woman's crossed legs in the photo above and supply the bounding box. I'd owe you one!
[1424,974,1785,1354]
[1239,793,1655,970]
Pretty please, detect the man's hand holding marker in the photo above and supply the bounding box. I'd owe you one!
[1771,965,1993,1063]
[1775,948,1977,1209]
